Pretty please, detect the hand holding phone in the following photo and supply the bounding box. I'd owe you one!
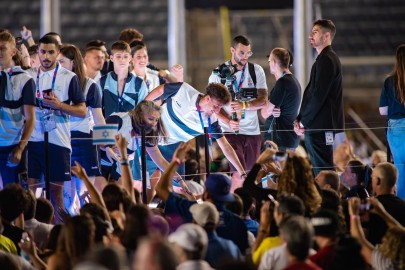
[42,89,53,98]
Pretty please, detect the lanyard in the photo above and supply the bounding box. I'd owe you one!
[36,64,59,98]
[196,96,212,146]
[233,63,246,91]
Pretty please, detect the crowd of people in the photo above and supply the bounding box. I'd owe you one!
[0,18,404,270]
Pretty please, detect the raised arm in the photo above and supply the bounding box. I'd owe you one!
[368,197,403,229]
[348,197,374,265]
[115,134,135,203]
[155,142,188,202]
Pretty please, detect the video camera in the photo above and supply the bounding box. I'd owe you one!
[212,63,258,101]
[213,63,238,79]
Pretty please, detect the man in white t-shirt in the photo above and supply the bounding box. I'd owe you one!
[209,35,267,190]
[26,36,86,223]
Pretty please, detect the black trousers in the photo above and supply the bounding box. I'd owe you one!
[304,131,335,176]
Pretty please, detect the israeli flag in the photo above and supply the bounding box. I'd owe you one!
[93,124,118,145]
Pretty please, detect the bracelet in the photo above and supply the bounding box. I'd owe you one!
[242,101,246,110]
[120,158,130,166]
[172,157,181,165]
[23,35,32,41]
[350,214,360,220]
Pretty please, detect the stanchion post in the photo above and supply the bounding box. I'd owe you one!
[204,127,210,176]
[195,136,200,177]
[44,131,50,200]
[141,128,147,204]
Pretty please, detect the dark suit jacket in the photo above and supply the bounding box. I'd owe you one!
[298,45,344,133]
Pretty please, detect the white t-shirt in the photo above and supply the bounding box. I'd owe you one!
[208,62,267,135]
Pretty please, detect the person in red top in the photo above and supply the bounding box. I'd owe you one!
[309,209,341,269]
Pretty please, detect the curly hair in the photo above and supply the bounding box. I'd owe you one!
[278,153,321,216]
[379,226,405,269]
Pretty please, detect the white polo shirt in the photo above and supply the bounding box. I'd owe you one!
[160,82,223,145]
[27,66,85,150]
[0,67,36,147]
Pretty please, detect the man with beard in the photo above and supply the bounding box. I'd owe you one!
[208,35,267,191]
[100,100,189,200]
[294,19,344,177]
[26,35,86,223]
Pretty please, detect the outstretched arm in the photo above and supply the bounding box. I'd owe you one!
[155,142,188,202]
[71,161,110,223]
[216,136,246,177]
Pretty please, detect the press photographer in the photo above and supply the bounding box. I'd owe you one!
[209,35,268,190]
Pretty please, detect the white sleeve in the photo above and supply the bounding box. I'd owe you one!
[254,64,268,90]
[208,72,221,83]
[371,247,393,270]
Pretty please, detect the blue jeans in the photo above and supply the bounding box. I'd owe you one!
[304,132,335,177]
[387,118,405,199]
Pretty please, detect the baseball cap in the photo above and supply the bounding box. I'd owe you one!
[189,202,219,227]
[205,173,235,202]
[168,223,208,252]
[310,209,340,237]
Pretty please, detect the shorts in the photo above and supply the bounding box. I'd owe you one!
[71,131,101,177]
[225,133,262,173]
[132,142,184,187]
[28,141,71,181]
[0,145,27,187]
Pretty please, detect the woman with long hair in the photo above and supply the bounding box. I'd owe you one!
[349,197,405,270]
[57,44,106,208]
[101,100,193,203]
[277,153,322,216]
[379,44,405,199]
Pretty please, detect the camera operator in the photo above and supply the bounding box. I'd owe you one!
[209,35,267,190]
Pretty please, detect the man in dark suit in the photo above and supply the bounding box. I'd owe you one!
[294,19,344,176]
